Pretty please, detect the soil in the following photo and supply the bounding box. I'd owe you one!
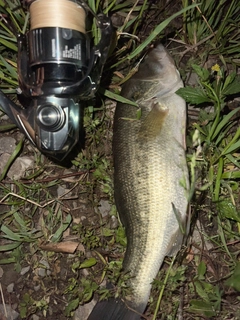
[0,121,115,320]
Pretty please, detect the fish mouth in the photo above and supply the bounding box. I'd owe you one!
[135,44,183,97]
[150,44,173,61]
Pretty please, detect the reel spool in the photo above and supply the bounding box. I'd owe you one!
[30,0,86,33]
[19,0,90,97]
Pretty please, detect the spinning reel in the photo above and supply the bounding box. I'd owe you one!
[0,0,113,160]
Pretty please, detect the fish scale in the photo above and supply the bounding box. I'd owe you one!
[88,44,189,320]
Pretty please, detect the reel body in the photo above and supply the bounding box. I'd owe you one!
[0,0,113,160]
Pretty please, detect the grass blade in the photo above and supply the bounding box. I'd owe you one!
[0,138,24,181]
[99,87,138,106]
[127,3,201,60]
[212,107,240,140]
[0,55,18,79]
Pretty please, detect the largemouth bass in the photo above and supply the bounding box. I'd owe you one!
[88,44,189,320]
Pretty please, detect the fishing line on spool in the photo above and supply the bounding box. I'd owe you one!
[29,0,86,33]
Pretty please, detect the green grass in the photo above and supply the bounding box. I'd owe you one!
[182,0,240,60]
[0,0,240,319]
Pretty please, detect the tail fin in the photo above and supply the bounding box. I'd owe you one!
[87,298,142,320]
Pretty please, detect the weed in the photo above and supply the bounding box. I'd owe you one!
[182,0,240,63]
[177,64,240,212]
[188,260,222,317]
[177,61,240,317]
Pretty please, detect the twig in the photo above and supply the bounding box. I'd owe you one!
[169,33,216,58]
[0,169,94,184]
[0,182,79,207]
[0,282,8,318]
[178,286,184,320]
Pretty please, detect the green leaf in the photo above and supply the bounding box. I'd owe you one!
[127,3,200,60]
[225,262,240,291]
[220,126,240,156]
[0,55,18,79]
[51,214,72,242]
[80,257,97,269]
[22,293,31,304]
[223,139,240,155]
[215,122,235,146]
[192,64,210,82]
[116,226,127,247]
[197,261,206,279]
[218,200,240,222]
[0,257,16,264]
[13,212,27,228]
[19,305,27,319]
[0,138,24,181]
[99,88,138,107]
[222,72,236,91]
[0,38,17,51]
[0,242,21,252]
[211,107,240,140]
[221,170,240,180]
[189,299,216,317]
[0,75,18,86]
[225,154,240,169]
[0,123,17,131]
[65,298,79,315]
[0,88,16,94]
[222,75,240,96]
[1,225,23,241]
[177,86,211,104]
[136,108,142,120]
[195,281,210,301]
[102,228,114,237]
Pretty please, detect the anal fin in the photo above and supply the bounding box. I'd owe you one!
[166,203,186,257]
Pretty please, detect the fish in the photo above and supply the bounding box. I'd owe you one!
[87,44,189,320]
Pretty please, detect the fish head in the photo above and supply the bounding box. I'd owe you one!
[135,44,183,98]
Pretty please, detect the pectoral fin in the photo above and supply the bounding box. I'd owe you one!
[138,100,169,139]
